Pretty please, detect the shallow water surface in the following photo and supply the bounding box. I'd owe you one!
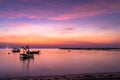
[0,49,120,79]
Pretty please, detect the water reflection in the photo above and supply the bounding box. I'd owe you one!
[0,49,120,79]
[20,52,41,73]
[20,57,34,73]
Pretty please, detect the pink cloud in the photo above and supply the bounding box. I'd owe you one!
[0,8,53,19]
[49,1,120,20]
[48,11,105,20]
[59,27,75,35]
[0,0,119,20]
[64,28,74,31]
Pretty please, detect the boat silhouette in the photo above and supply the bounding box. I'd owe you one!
[12,48,20,52]
[20,45,40,58]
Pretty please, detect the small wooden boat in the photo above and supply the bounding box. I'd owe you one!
[27,50,40,54]
[22,45,40,54]
[12,48,20,52]
[20,54,34,58]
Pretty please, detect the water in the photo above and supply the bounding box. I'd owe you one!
[0,49,120,79]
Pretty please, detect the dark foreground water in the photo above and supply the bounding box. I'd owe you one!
[0,49,120,79]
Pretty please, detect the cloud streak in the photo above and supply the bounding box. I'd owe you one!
[49,0,120,20]
[0,0,119,20]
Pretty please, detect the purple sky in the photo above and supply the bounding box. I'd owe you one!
[0,0,120,48]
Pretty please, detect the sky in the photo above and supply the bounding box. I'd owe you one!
[0,0,120,48]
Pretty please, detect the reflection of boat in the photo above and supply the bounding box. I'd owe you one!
[20,54,33,58]
[12,48,20,52]
[20,56,34,73]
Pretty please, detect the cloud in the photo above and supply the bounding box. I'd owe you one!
[97,22,120,34]
[58,27,76,35]
[49,0,120,20]
[0,9,53,19]
[0,0,119,20]
[64,28,74,31]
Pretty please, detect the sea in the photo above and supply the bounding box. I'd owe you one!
[0,49,120,79]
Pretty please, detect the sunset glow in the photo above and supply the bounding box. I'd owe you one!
[0,0,120,48]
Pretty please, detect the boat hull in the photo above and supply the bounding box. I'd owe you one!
[12,48,20,52]
[20,54,34,58]
[27,51,40,54]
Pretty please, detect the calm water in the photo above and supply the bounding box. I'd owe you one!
[0,49,120,79]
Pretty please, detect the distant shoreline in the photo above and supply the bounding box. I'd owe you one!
[59,48,120,50]
[0,47,120,49]
[5,72,120,80]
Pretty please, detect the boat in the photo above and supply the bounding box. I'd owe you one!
[22,45,40,54]
[20,54,34,58]
[20,45,40,58]
[12,48,20,52]
[27,50,40,54]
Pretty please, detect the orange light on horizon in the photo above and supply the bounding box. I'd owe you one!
[0,33,119,47]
